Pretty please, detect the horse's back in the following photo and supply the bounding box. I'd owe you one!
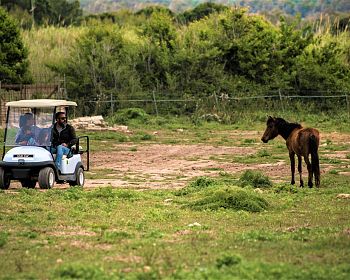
[288,127,320,155]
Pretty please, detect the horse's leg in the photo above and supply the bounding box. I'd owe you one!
[298,155,304,187]
[304,155,313,188]
[289,152,295,185]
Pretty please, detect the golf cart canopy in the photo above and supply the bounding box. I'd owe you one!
[6,99,77,108]
[4,99,77,147]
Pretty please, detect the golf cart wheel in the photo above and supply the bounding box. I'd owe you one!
[38,167,55,189]
[69,168,84,187]
[0,167,10,189]
[20,179,36,189]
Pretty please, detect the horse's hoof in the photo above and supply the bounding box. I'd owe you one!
[291,180,295,185]
[308,182,313,188]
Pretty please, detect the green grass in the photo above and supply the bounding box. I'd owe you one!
[0,182,349,279]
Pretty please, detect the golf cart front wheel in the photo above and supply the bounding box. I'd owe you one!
[0,167,10,189]
[69,168,84,187]
[38,167,55,189]
[20,179,36,189]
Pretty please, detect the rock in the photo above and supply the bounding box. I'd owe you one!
[336,194,350,199]
[188,222,201,227]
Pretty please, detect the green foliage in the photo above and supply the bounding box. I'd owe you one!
[177,2,229,24]
[110,108,149,125]
[0,231,9,248]
[54,264,108,280]
[176,176,217,196]
[186,187,269,212]
[1,0,82,27]
[0,7,31,83]
[216,254,242,268]
[239,170,273,188]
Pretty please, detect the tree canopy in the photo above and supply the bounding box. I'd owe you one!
[0,7,31,83]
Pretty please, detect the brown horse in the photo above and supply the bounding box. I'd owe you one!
[261,116,320,188]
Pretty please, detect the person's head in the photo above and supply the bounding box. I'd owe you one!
[19,113,34,127]
[55,112,66,125]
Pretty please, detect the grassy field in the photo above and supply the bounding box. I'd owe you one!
[0,115,350,279]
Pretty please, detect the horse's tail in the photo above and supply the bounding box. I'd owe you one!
[310,134,320,187]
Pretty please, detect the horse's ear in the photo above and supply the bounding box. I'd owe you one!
[268,116,274,121]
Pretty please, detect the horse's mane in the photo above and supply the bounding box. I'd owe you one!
[275,118,302,139]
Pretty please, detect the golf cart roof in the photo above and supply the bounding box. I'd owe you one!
[6,99,77,108]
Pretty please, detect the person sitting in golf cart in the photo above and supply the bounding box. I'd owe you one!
[15,125,36,145]
[51,112,77,170]
[15,113,41,145]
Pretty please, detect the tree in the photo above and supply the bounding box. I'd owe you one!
[0,8,31,83]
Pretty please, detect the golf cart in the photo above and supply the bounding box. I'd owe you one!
[0,99,89,189]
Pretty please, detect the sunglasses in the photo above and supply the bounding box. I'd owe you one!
[58,117,66,120]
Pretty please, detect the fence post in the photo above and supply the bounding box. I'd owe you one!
[346,94,350,118]
[213,91,219,111]
[110,93,114,116]
[279,89,285,113]
[152,90,159,117]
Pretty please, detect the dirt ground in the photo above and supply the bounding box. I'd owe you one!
[84,130,350,189]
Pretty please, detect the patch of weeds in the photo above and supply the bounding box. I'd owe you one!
[143,230,164,239]
[346,153,350,159]
[175,177,217,196]
[101,231,133,243]
[274,184,299,193]
[19,231,38,239]
[0,231,9,248]
[186,187,269,212]
[257,149,271,157]
[238,170,272,188]
[329,169,339,175]
[237,230,280,242]
[86,187,116,200]
[242,138,256,144]
[140,134,153,141]
[323,158,342,164]
[115,189,140,201]
[216,254,242,268]
[63,187,85,200]
[129,146,138,152]
[54,264,109,279]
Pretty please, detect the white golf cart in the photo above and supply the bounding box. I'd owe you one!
[0,99,89,189]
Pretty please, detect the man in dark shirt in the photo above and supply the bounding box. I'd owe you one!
[52,112,77,170]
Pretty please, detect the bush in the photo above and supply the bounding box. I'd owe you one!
[216,254,242,268]
[187,187,269,212]
[110,108,149,125]
[54,264,108,279]
[176,177,217,196]
[239,170,272,188]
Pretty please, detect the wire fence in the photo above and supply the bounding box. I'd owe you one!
[79,90,350,118]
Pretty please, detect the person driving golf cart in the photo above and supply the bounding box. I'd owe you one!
[51,112,77,171]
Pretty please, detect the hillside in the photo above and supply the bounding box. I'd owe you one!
[80,0,350,16]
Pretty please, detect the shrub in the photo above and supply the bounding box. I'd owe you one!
[0,231,9,248]
[239,170,272,188]
[54,264,108,279]
[111,108,149,125]
[187,187,269,212]
[216,254,242,268]
[175,177,217,196]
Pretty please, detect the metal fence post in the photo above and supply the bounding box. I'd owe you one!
[152,90,159,117]
[279,89,285,113]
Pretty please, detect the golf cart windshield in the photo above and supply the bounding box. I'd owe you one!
[5,107,54,147]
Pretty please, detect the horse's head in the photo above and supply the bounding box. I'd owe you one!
[261,116,280,143]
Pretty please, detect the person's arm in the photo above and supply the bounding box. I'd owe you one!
[68,125,77,147]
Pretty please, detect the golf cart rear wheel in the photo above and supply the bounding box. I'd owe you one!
[69,167,84,187]
[20,179,36,189]
[0,167,10,189]
[38,167,55,189]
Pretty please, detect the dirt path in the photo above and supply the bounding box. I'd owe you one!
[85,143,290,189]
